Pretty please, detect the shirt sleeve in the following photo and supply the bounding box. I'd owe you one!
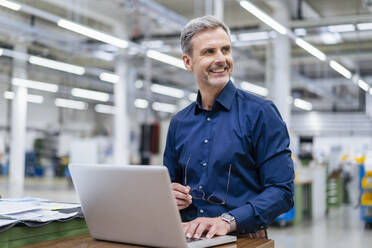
[163,118,182,183]
[229,101,295,233]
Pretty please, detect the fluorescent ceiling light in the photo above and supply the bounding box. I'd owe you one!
[0,48,3,56]
[135,80,143,89]
[142,40,164,48]
[57,19,128,49]
[294,28,307,36]
[294,98,312,111]
[146,50,185,70]
[328,24,355,33]
[370,88,372,96]
[230,34,237,42]
[152,102,177,113]
[321,32,342,45]
[358,79,370,92]
[295,38,327,61]
[238,32,269,41]
[239,0,288,35]
[55,98,87,110]
[95,104,115,114]
[93,51,114,61]
[99,72,119,84]
[71,88,110,102]
[240,81,268,97]
[329,60,352,79]
[134,99,149,109]
[151,84,185,98]
[4,91,43,104]
[188,92,197,101]
[0,0,21,11]
[12,78,58,92]
[357,22,372,31]
[29,56,85,75]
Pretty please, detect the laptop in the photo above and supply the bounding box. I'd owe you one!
[69,164,237,248]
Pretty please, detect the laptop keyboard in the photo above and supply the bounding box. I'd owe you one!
[185,235,237,248]
[186,237,206,242]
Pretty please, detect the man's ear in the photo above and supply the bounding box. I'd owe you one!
[182,54,193,72]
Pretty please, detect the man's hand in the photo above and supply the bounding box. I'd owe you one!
[171,183,192,210]
[182,217,230,239]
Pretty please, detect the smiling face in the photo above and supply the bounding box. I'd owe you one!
[182,27,233,91]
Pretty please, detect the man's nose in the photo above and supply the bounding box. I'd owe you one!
[214,50,226,63]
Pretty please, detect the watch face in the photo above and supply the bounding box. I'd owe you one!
[222,213,234,222]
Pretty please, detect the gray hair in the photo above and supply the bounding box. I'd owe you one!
[180,15,230,56]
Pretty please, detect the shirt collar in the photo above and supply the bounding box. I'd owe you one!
[194,80,236,115]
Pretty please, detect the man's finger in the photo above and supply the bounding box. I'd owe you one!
[185,222,199,238]
[206,223,217,239]
[182,222,189,233]
[194,222,207,239]
[174,191,192,201]
[176,199,191,207]
[172,183,190,194]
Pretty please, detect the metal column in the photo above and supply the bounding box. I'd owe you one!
[266,1,291,125]
[113,24,130,165]
[9,42,28,197]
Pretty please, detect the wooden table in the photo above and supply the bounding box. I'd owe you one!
[22,233,274,248]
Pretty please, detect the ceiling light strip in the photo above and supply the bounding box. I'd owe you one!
[238,0,288,35]
[293,98,312,111]
[4,91,43,104]
[57,19,128,49]
[12,78,59,92]
[146,50,186,70]
[0,0,21,11]
[71,88,110,102]
[295,38,327,61]
[152,102,177,113]
[95,104,115,114]
[151,84,185,98]
[134,99,149,109]
[29,56,85,75]
[240,81,268,97]
[99,72,120,84]
[55,98,87,110]
[329,60,352,79]
[358,79,370,92]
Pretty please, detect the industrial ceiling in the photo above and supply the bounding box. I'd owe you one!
[0,0,372,114]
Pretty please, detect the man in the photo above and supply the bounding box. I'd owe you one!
[163,16,294,240]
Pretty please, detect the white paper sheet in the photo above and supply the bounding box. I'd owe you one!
[0,219,18,227]
[0,202,41,215]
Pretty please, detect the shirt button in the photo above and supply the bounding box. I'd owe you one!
[207,117,211,121]
[202,162,207,166]
[200,209,204,214]
[199,185,203,190]
[204,139,208,143]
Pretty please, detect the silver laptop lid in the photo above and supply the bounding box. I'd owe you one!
[69,164,188,248]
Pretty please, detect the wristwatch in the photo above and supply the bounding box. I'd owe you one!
[221,213,236,232]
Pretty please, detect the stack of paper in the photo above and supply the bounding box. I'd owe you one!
[0,197,81,228]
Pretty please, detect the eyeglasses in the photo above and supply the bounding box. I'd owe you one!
[184,155,232,205]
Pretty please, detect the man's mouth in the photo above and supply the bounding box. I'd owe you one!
[209,66,228,73]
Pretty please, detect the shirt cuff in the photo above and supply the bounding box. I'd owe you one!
[229,203,266,234]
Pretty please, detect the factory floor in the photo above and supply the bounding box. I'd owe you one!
[1,176,371,248]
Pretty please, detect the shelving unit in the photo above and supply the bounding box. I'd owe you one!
[358,156,372,228]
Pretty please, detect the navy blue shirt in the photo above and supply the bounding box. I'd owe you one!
[163,81,294,233]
